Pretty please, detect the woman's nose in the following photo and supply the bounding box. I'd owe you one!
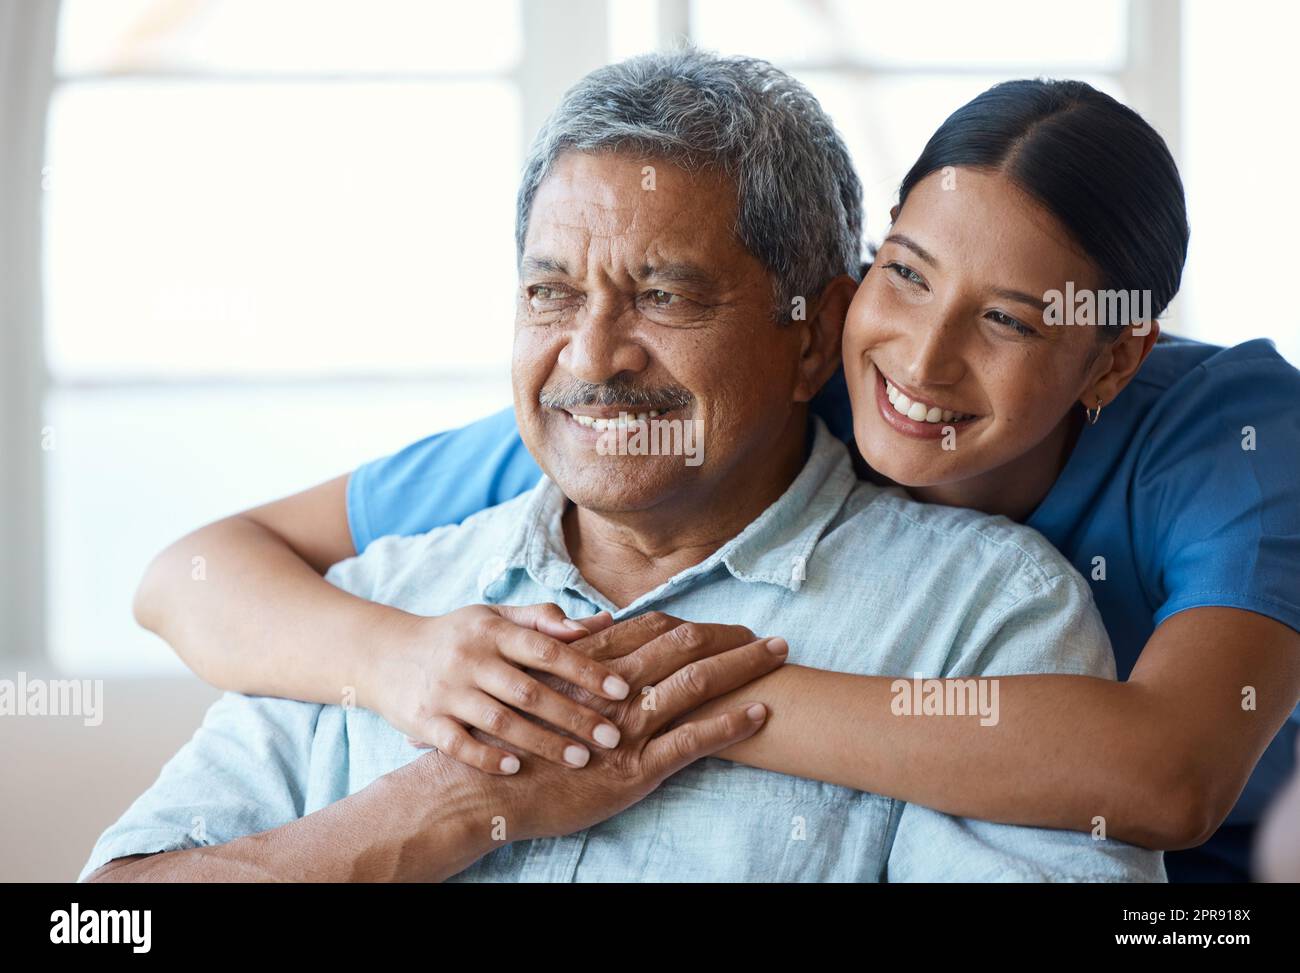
[903,317,966,388]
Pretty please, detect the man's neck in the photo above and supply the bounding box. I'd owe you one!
[562,416,809,608]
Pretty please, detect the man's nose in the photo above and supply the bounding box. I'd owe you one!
[559,303,649,382]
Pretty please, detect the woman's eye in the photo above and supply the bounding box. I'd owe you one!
[987,310,1036,336]
[645,289,680,307]
[886,262,927,289]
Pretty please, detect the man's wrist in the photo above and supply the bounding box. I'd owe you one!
[374,751,525,881]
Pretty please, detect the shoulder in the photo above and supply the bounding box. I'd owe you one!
[327,487,540,607]
[1127,338,1300,477]
[840,484,1081,588]
[831,484,1096,614]
[1132,336,1299,408]
[825,485,1111,678]
[347,407,540,551]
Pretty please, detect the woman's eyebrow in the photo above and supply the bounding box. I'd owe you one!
[883,233,940,268]
[991,286,1051,312]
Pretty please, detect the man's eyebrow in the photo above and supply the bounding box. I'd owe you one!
[636,262,718,288]
[991,287,1051,312]
[882,234,940,268]
[521,256,571,277]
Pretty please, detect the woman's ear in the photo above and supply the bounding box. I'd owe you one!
[793,273,858,403]
[1083,320,1161,410]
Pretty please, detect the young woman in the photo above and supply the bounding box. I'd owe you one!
[135,79,1300,882]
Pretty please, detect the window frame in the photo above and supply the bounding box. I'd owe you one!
[1,0,1183,666]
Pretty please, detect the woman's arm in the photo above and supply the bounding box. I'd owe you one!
[133,475,636,772]
[134,475,380,702]
[701,606,1300,850]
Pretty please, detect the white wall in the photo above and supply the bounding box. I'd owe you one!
[0,675,219,882]
[1179,1,1300,364]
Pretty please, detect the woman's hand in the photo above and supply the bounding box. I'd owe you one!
[366,603,630,774]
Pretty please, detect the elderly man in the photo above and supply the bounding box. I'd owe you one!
[82,50,1161,882]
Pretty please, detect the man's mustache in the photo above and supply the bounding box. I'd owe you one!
[539,379,694,413]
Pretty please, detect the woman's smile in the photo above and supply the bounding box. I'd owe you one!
[871,362,983,440]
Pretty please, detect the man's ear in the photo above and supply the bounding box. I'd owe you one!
[793,273,857,403]
[1083,320,1161,410]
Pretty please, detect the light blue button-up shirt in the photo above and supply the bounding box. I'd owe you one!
[81,420,1164,882]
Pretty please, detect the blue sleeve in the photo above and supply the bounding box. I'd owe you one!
[347,406,543,553]
[1136,343,1300,636]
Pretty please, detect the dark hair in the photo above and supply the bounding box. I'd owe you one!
[897,79,1189,335]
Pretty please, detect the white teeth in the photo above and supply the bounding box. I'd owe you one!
[884,378,974,424]
[570,409,663,431]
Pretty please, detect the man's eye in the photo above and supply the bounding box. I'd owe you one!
[886,262,927,289]
[528,285,570,304]
[644,289,680,307]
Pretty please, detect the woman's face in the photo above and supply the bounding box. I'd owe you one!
[843,167,1116,491]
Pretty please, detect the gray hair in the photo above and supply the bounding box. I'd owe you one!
[515,48,864,318]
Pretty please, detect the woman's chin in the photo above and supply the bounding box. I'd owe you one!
[855,438,975,490]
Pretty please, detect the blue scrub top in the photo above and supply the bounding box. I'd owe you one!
[347,336,1300,882]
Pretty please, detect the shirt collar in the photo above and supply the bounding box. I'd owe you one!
[477,417,858,602]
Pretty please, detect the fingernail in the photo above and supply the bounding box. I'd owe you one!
[499,755,520,774]
[561,619,589,633]
[564,745,590,767]
[603,675,630,699]
[746,703,767,722]
[593,724,621,748]
[766,637,788,656]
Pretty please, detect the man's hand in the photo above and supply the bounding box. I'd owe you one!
[466,613,788,842]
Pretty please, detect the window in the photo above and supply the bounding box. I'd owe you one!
[689,0,1137,250]
[39,0,627,673]
[18,1,1292,676]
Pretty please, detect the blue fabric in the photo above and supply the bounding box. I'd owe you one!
[83,422,1163,882]
[346,338,1300,881]
[1024,337,1300,882]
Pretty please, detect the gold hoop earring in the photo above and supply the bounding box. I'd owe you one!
[1086,396,1103,425]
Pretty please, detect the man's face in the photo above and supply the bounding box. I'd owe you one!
[513,150,809,515]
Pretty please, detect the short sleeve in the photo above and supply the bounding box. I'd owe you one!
[1135,347,1300,635]
[347,406,542,553]
[78,693,322,881]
